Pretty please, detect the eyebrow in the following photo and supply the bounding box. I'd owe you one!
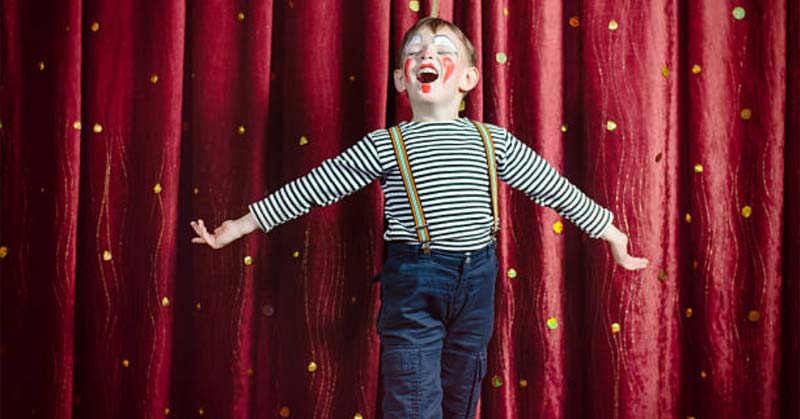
[432,35,458,52]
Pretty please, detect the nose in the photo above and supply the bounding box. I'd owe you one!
[420,44,435,60]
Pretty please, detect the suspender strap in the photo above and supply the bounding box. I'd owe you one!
[387,125,431,253]
[471,120,501,238]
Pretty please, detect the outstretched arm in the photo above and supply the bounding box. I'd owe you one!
[599,223,649,271]
[190,212,259,249]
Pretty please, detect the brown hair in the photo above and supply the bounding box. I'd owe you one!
[395,17,477,70]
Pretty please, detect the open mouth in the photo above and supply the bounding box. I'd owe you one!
[417,66,439,83]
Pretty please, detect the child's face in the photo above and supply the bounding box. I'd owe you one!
[393,26,479,109]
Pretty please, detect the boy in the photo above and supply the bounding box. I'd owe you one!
[191,17,648,419]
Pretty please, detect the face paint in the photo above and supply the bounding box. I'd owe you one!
[403,34,423,56]
[433,35,458,83]
[421,84,431,93]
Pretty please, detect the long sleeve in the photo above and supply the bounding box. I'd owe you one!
[248,134,384,233]
[497,130,613,238]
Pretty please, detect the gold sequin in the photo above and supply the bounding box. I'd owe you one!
[193,187,199,195]
[687,416,696,419]
[102,250,112,261]
[519,378,528,387]
[610,322,621,334]
[351,296,357,303]
[491,375,503,388]
[658,270,667,282]
[0,121,3,129]
[700,370,707,379]
[153,183,162,194]
[288,1,294,8]
[299,136,308,146]
[307,361,317,372]
[279,406,291,418]
[165,407,171,415]
[608,20,619,31]
[694,163,704,173]
[237,12,245,22]
[91,22,100,32]
[740,108,752,120]
[691,64,702,74]
[349,74,355,81]
[685,308,693,318]
[37,61,45,71]
[547,317,558,330]
[198,408,204,416]
[569,16,580,28]
[0,246,7,258]
[408,0,420,12]
[459,101,466,112]
[732,6,746,20]
[93,123,103,133]
[685,213,692,223]
[605,120,617,131]
[195,302,202,311]
[73,121,82,130]
[495,52,508,64]
[503,7,509,16]
[506,268,517,279]
[741,205,752,218]
[237,125,246,135]
[247,368,254,376]
[161,297,170,307]
[292,250,300,258]
[354,413,363,419]
[150,74,159,84]
[244,256,253,265]
[552,220,564,234]
[747,310,760,322]
[661,65,670,78]
[122,358,130,367]
[561,124,568,133]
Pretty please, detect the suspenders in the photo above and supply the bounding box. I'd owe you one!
[387,120,500,254]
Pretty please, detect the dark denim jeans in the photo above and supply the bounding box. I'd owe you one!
[375,241,498,419]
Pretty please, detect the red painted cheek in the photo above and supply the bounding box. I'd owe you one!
[442,57,455,83]
[404,58,413,83]
[421,84,431,93]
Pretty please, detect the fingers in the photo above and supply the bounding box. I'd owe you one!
[190,219,215,247]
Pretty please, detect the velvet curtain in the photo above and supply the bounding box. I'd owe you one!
[2,0,797,418]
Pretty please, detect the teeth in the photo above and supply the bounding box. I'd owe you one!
[419,68,438,75]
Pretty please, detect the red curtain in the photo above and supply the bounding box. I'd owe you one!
[2,0,798,418]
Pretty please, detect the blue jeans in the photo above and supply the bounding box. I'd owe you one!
[375,241,499,419]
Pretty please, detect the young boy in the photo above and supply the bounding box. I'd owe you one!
[191,17,648,419]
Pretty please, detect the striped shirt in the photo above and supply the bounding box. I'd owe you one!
[248,117,613,251]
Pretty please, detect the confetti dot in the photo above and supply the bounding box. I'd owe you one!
[243,256,253,265]
[691,64,702,74]
[741,205,752,218]
[91,22,100,32]
[694,163,704,173]
[193,187,199,195]
[292,250,300,258]
[354,413,363,419]
[349,74,355,81]
[700,370,708,379]
[658,270,667,282]
[685,307,694,318]
[65,25,70,32]
[491,375,503,388]
[195,302,202,311]
[495,52,508,64]
[740,108,752,120]
[692,260,698,270]
[93,123,103,133]
[687,416,696,419]
[0,121,3,129]
[608,20,619,31]
[519,378,528,387]
[165,407,171,415]
[122,359,130,367]
[299,136,308,146]
[153,183,162,194]
[661,65,670,78]
[506,268,517,279]
[247,368,254,376]
[747,310,760,322]
[552,220,564,234]
[569,16,580,28]
[610,322,621,334]
[408,0,420,12]
[605,120,617,131]
[37,61,45,71]
[237,12,245,21]
[561,124,568,133]
[279,406,291,418]
[307,361,318,372]
[288,1,294,8]
[503,7,509,16]
[0,246,7,258]
[546,317,558,330]
[73,121,82,130]
[150,74,159,84]
[655,152,663,163]
[198,408,204,416]
[237,125,246,135]
[685,213,692,223]
[459,100,466,112]
[263,305,275,316]
[161,297,170,307]
[351,296,357,303]
[102,250,112,261]
[732,6,746,20]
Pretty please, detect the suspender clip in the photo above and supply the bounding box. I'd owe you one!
[421,242,432,255]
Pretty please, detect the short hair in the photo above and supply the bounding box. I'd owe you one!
[395,17,477,70]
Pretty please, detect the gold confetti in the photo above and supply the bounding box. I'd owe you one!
[161,297,170,307]
[547,317,558,330]
[198,408,204,416]
[91,22,100,32]
[685,213,692,223]
[459,100,466,112]
[298,136,308,146]
[93,123,103,133]
[247,368,254,376]
[694,163,704,173]
[661,65,670,78]
[65,25,70,32]
[747,310,760,322]
[610,322,621,334]
[491,375,503,388]
[195,302,202,311]
[519,378,528,387]
[288,0,294,8]
[740,108,752,120]
[0,121,3,129]
[193,187,199,195]
[102,250,112,261]
[692,260,698,270]
[165,407,171,415]
[741,205,752,218]
[569,16,580,28]
[561,124,568,133]
[685,308,694,318]
[153,183,162,194]
[552,220,564,234]
[73,121,82,130]
[691,64,702,74]
[506,268,517,279]
[605,120,617,131]
[354,413,363,419]
[700,370,707,379]
[408,0,420,12]
[37,61,45,71]
[122,359,130,367]
[349,74,355,81]
[244,255,253,265]
[495,52,508,64]
[307,361,317,372]
[608,20,619,31]
[292,250,300,258]
[351,296,357,303]
[732,6,746,20]
[237,12,245,21]
[687,416,696,419]
[279,406,291,418]
[237,125,246,135]
[503,7,509,16]
[150,74,159,84]
[0,246,7,258]
[658,270,667,282]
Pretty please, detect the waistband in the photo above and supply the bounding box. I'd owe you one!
[386,240,496,269]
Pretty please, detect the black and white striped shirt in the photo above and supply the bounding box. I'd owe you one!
[248,117,613,251]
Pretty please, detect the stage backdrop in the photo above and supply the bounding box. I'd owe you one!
[2,0,798,418]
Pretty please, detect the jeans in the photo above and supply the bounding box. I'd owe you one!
[375,241,499,419]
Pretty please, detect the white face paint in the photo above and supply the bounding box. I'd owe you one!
[403,34,423,56]
[432,35,459,57]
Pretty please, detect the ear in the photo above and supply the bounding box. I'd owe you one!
[393,68,407,93]
[458,65,480,93]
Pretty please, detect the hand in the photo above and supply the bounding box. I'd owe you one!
[190,218,243,249]
[601,224,649,271]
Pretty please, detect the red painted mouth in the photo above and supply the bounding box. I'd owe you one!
[417,63,439,83]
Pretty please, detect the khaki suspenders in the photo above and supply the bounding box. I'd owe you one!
[387,120,500,254]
